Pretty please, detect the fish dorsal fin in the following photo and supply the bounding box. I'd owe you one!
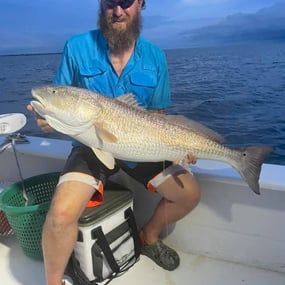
[166,115,225,143]
[91,147,115,169]
[116,93,143,109]
[94,123,117,143]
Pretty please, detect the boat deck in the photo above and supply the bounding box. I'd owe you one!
[1,136,285,285]
[1,235,285,285]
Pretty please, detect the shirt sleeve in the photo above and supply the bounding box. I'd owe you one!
[53,41,77,86]
[148,51,171,110]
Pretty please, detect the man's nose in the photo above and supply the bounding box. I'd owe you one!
[113,5,124,17]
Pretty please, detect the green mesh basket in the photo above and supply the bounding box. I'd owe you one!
[0,172,60,259]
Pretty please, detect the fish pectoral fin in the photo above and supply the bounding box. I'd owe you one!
[91,147,115,169]
[95,124,118,143]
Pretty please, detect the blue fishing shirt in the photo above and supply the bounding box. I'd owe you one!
[53,30,171,166]
[53,29,171,109]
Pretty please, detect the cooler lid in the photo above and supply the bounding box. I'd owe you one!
[78,182,133,226]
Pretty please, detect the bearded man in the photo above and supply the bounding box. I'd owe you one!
[28,1,201,284]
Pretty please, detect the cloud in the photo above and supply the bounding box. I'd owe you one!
[0,0,98,54]
[1,0,285,53]
[143,15,174,30]
[181,2,285,47]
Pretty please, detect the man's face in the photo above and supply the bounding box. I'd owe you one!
[99,0,142,53]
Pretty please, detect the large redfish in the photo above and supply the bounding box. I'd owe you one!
[30,86,272,194]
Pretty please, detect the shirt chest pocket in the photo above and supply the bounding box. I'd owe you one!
[78,64,108,92]
[128,71,158,107]
[129,71,157,88]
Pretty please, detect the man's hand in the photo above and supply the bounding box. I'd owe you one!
[183,152,197,165]
[174,152,197,166]
[27,105,54,133]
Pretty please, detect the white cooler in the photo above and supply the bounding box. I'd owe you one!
[72,182,140,284]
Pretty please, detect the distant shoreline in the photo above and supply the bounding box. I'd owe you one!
[1,39,284,57]
[0,52,62,57]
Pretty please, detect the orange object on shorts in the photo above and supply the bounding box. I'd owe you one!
[146,182,157,193]
[86,182,104,208]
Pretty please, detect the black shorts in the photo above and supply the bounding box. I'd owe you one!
[61,146,172,188]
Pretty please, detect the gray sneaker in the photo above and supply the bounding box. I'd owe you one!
[141,240,180,271]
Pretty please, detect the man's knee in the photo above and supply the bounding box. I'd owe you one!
[182,180,201,210]
[45,182,89,230]
[172,173,201,212]
[45,199,78,231]
[154,166,201,212]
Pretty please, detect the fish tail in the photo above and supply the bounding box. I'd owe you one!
[235,146,273,194]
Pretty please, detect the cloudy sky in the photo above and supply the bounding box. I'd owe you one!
[0,0,285,54]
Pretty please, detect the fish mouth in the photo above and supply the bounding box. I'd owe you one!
[31,88,41,99]
[31,88,45,104]
[30,88,46,115]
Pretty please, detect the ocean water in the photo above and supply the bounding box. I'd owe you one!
[0,42,284,165]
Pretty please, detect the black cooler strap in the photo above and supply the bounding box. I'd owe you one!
[125,207,141,258]
[92,227,120,273]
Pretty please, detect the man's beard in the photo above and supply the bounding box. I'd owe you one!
[98,11,142,54]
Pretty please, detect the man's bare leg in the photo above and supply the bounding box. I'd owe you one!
[42,180,95,285]
[143,171,200,243]
[140,170,200,270]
